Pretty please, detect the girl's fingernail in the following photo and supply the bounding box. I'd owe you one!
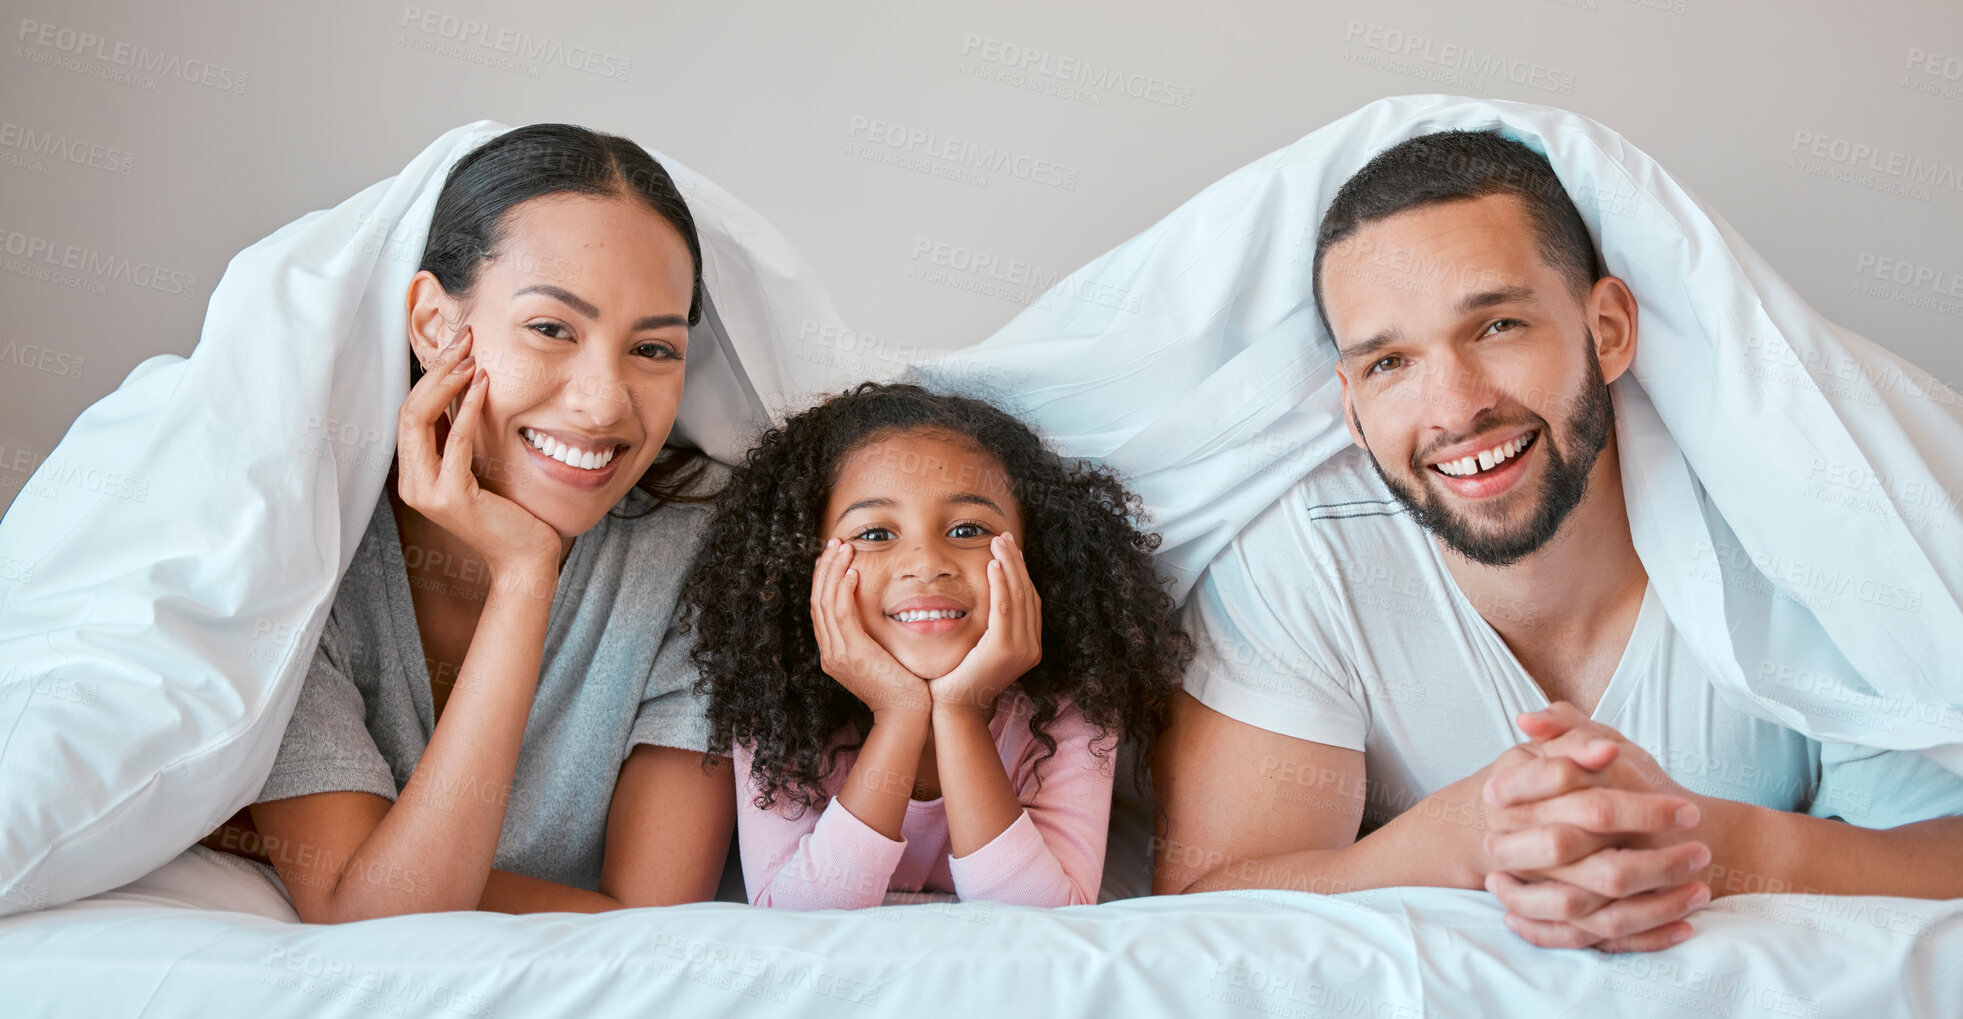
[826,538,838,548]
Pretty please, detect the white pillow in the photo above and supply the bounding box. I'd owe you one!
[0,121,860,916]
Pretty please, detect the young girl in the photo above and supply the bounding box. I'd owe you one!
[203,124,735,922]
[681,382,1193,909]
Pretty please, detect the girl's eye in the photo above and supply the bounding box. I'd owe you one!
[852,527,894,543]
[529,321,570,340]
[948,522,988,540]
[1484,318,1525,337]
[1367,355,1404,376]
[634,342,682,361]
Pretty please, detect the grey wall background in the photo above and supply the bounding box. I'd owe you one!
[3,0,1960,517]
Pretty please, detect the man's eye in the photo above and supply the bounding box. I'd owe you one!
[1367,355,1403,376]
[948,522,987,540]
[1484,318,1525,337]
[853,528,894,542]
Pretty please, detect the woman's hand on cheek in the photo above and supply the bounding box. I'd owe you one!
[928,533,1043,719]
[811,540,932,717]
[397,326,562,577]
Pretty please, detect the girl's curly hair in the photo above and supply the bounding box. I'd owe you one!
[681,382,1194,815]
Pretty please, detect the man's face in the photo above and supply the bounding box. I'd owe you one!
[1321,193,1620,567]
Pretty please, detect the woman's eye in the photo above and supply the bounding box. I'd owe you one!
[1367,355,1403,376]
[529,321,570,340]
[948,522,988,540]
[635,342,682,361]
[853,527,894,543]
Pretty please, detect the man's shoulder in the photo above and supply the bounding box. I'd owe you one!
[1228,445,1423,570]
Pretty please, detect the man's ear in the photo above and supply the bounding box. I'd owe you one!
[1338,368,1368,451]
[1587,276,1639,384]
[405,270,459,371]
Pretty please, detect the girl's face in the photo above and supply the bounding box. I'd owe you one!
[406,193,695,540]
[822,429,1026,680]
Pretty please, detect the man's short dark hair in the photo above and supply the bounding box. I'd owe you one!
[1311,130,1604,350]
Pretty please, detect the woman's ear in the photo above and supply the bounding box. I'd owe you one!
[404,270,458,372]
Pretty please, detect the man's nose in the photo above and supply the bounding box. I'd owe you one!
[1419,346,1499,432]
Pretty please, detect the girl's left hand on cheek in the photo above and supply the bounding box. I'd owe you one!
[928,533,1043,718]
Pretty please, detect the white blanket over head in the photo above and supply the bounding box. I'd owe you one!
[911,94,1963,773]
[0,121,869,915]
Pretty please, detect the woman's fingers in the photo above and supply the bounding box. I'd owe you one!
[396,328,475,491]
[439,367,489,489]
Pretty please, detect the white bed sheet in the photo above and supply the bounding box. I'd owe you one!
[2,846,1957,1018]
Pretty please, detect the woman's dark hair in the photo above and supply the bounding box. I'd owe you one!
[680,381,1194,815]
[411,122,713,512]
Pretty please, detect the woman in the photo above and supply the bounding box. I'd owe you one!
[205,124,733,922]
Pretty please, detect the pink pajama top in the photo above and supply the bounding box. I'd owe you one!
[735,691,1113,910]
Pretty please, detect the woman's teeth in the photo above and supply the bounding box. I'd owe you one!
[890,609,967,623]
[521,427,617,470]
[1434,431,1536,478]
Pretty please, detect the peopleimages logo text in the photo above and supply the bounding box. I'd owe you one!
[15,19,248,94]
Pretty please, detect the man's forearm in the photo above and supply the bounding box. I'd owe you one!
[1700,797,1963,899]
[1183,772,1493,895]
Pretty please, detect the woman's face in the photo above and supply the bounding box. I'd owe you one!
[406,193,695,539]
[821,429,1026,680]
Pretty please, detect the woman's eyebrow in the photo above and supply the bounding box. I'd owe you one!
[514,284,599,318]
[515,286,685,332]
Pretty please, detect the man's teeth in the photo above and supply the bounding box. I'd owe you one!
[890,609,967,623]
[521,427,617,470]
[1435,432,1535,478]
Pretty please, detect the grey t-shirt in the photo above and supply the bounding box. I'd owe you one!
[255,470,722,891]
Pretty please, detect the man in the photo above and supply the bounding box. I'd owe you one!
[1152,130,1963,952]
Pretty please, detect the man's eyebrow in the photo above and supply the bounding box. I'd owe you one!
[514,284,599,318]
[1453,284,1536,316]
[1338,328,1403,363]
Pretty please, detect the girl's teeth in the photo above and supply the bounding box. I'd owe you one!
[523,428,616,470]
[892,609,966,623]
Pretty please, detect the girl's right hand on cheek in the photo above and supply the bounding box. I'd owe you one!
[396,327,563,578]
[810,540,932,717]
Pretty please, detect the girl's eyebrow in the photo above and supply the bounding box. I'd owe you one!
[946,492,1006,515]
[832,496,894,528]
[830,492,1006,528]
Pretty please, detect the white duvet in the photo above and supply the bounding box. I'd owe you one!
[2,845,1957,1017]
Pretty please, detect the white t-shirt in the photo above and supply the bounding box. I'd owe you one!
[1182,446,1963,833]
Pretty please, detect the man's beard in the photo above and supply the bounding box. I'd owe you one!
[1357,341,1615,568]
